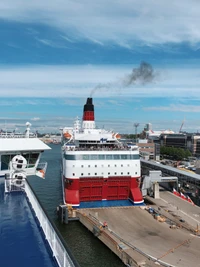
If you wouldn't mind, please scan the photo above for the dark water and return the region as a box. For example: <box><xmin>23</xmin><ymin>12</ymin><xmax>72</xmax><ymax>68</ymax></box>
<box><xmin>27</xmin><ymin>144</ymin><xmax>124</xmax><ymax>267</ymax></box>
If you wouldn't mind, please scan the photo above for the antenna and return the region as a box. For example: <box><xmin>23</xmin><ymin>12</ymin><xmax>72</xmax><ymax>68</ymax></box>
<box><xmin>134</xmin><ymin>123</ymin><xmax>139</xmax><ymax>143</ymax></box>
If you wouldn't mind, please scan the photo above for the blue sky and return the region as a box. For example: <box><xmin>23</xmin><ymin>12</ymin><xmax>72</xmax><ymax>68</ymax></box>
<box><xmin>1</xmin><ymin>0</ymin><xmax>200</xmax><ymax>133</ymax></box>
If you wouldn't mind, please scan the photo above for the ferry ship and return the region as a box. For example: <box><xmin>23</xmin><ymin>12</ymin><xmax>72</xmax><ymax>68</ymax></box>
<box><xmin>61</xmin><ymin>98</ymin><xmax>144</xmax><ymax>207</ymax></box>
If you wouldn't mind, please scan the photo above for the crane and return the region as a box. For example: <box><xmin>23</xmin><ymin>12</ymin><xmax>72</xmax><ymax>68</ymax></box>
<box><xmin>179</xmin><ymin>119</ymin><xmax>185</xmax><ymax>133</ymax></box>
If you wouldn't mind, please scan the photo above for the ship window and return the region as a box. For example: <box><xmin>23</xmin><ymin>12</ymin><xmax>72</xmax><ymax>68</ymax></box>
<box><xmin>121</xmin><ymin>155</ymin><xmax>127</xmax><ymax>159</ymax></box>
<box><xmin>115</xmin><ymin>164</ymin><xmax>117</xmax><ymax>167</ymax></box>
<box><xmin>115</xmin><ymin>172</ymin><xmax>117</xmax><ymax>175</ymax></box>
<box><xmin>135</xmin><ymin>172</ymin><xmax>137</xmax><ymax>175</ymax></box>
<box><xmin>88</xmin><ymin>173</ymin><xmax>90</xmax><ymax>175</ymax></box>
<box><xmin>127</xmin><ymin>172</ymin><xmax>130</xmax><ymax>175</ymax></box>
<box><xmin>91</xmin><ymin>155</ymin><xmax>98</xmax><ymax>160</ymax></box>
<box><xmin>65</xmin><ymin>155</ymin><xmax>76</xmax><ymax>160</ymax></box>
<box><xmin>101</xmin><ymin>164</ymin><xmax>104</xmax><ymax>167</ymax></box>
<box><xmin>81</xmin><ymin>173</ymin><xmax>83</xmax><ymax>176</ymax></box>
<box><xmin>131</xmin><ymin>155</ymin><xmax>140</xmax><ymax>159</ymax></box>
<box><xmin>113</xmin><ymin>155</ymin><xmax>120</xmax><ymax>159</ymax></box>
<box><xmin>83</xmin><ymin>155</ymin><xmax>89</xmax><ymax>160</ymax></box>
<box><xmin>73</xmin><ymin>165</ymin><xmax>75</xmax><ymax>167</ymax></box>
<box><xmin>108</xmin><ymin>172</ymin><xmax>110</xmax><ymax>175</ymax></box>
<box><xmin>73</xmin><ymin>173</ymin><xmax>75</xmax><ymax>176</ymax></box>
<box><xmin>28</xmin><ymin>153</ymin><xmax>39</xmax><ymax>167</ymax></box>
<box><xmin>127</xmin><ymin>164</ymin><xmax>130</xmax><ymax>167</ymax></box>
<box><xmin>121</xmin><ymin>172</ymin><xmax>123</xmax><ymax>175</ymax></box>
<box><xmin>121</xmin><ymin>164</ymin><xmax>123</xmax><ymax>167</ymax></box>
<box><xmin>1</xmin><ymin>154</ymin><xmax>12</xmax><ymax>170</ymax></box>
<box><xmin>81</xmin><ymin>165</ymin><xmax>84</xmax><ymax>168</ymax></box>
<box><xmin>106</xmin><ymin>155</ymin><xmax>112</xmax><ymax>160</ymax></box>
<box><xmin>99</xmin><ymin>155</ymin><xmax>105</xmax><ymax>160</ymax></box>
<box><xmin>95</xmin><ymin>173</ymin><xmax>97</xmax><ymax>175</ymax></box>
<box><xmin>88</xmin><ymin>165</ymin><xmax>90</xmax><ymax>167</ymax></box>
<box><xmin>108</xmin><ymin>164</ymin><xmax>110</xmax><ymax>167</ymax></box>
<box><xmin>95</xmin><ymin>165</ymin><xmax>97</xmax><ymax>167</ymax></box>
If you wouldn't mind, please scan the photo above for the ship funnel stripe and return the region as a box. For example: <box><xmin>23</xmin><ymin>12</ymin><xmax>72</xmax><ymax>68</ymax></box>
<box><xmin>83</xmin><ymin>98</ymin><xmax>95</xmax><ymax>121</ymax></box>
<box><xmin>83</xmin><ymin>98</ymin><xmax>94</xmax><ymax>112</ymax></box>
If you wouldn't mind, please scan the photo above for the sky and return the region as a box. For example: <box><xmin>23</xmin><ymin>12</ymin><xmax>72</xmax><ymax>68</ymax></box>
<box><xmin>1</xmin><ymin>0</ymin><xmax>200</xmax><ymax>134</ymax></box>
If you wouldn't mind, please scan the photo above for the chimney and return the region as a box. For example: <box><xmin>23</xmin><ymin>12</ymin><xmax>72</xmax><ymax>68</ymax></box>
<box><xmin>83</xmin><ymin>98</ymin><xmax>95</xmax><ymax>121</ymax></box>
<box><xmin>82</xmin><ymin>98</ymin><xmax>95</xmax><ymax>129</ymax></box>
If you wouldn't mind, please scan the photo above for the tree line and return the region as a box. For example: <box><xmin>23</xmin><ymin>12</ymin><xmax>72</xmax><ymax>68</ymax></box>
<box><xmin>160</xmin><ymin>146</ymin><xmax>192</xmax><ymax>160</ymax></box>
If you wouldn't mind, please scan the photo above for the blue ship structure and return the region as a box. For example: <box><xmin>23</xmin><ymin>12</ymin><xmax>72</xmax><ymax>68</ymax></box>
<box><xmin>0</xmin><ymin>123</ymin><xmax>78</xmax><ymax>267</ymax></box>
<box><xmin>0</xmin><ymin>180</ymin><xmax>57</xmax><ymax>267</ymax></box>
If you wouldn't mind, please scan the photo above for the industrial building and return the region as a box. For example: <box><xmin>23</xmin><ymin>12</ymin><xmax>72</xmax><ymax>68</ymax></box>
<box><xmin>159</xmin><ymin>133</ymin><xmax>200</xmax><ymax>156</ymax></box>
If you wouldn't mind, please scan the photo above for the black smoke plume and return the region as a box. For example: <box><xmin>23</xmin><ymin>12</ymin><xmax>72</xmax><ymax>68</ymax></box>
<box><xmin>90</xmin><ymin>61</ymin><xmax>157</xmax><ymax>97</ymax></box>
<box><xmin>122</xmin><ymin>61</ymin><xmax>156</xmax><ymax>86</ymax></box>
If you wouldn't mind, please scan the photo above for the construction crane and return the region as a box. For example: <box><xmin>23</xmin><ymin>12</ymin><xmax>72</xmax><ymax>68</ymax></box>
<box><xmin>179</xmin><ymin>119</ymin><xmax>185</xmax><ymax>133</ymax></box>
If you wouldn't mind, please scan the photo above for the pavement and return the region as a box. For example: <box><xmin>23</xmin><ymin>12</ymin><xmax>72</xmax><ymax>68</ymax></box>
<box><xmin>149</xmin><ymin>189</ymin><xmax>200</xmax><ymax>230</ymax></box>
<box><xmin>78</xmin><ymin>190</ymin><xmax>200</xmax><ymax>267</ymax></box>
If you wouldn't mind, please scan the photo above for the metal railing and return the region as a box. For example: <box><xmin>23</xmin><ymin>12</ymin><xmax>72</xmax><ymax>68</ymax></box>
<box><xmin>25</xmin><ymin>180</ymin><xmax>77</xmax><ymax>267</ymax></box>
<box><xmin>0</xmin><ymin>132</ymin><xmax>36</xmax><ymax>138</ymax></box>
<box><xmin>87</xmin><ymin>212</ymin><xmax>175</xmax><ymax>267</ymax></box>
<box><xmin>63</xmin><ymin>146</ymin><xmax>139</xmax><ymax>152</ymax></box>
<box><xmin>4</xmin><ymin>176</ymin><xmax>25</xmax><ymax>193</ymax></box>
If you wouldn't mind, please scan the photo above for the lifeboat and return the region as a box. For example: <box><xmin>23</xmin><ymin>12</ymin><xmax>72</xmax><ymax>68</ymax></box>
<box><xmin>63</xmin><ymin>132</ymin><xmax>71</xmax><ymax>139</ymax></box>
<box><xmin>112</xmin><ymin>133</ymin><xmax>121</xmax><ymax>139</ymax></box>
<box><xmin>115</xmin><ymin>133</ymin><xmax>121</xmax><ymax>139</ymax></box>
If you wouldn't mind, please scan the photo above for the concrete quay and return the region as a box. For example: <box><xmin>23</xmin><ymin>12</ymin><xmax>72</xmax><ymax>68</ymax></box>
<box><xmin>74</xmin><ymin>192</ymin><xmax>200</xmax><ymax>267</ymax></box>
<box><xmin>147</xmin><ymin>189</ymin><xmax>200</xmax><ymax>231</ymax></box>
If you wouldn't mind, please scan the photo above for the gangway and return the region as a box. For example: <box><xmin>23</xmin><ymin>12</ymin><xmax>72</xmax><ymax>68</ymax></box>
<box><xmin>141</xmin><ymin>170</ymin><xmax>178</xmax><ymax>199</ymax></box>
<box><xmin>141</xmin><ymin>159</ymin><xmax>200</xmax><ymax>188</ymax></box>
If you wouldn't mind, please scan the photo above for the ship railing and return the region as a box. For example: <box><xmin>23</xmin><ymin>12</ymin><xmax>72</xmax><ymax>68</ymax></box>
<box><xmin>4</xmin><ymin>174</ymin><xmax>25</xmax><ymax>193</ymax></box>
<box><xmin>24</xmin><ymin>180</ymin><xmax>77</xmax><ymax>267</ymax></box>
<box><xmin>0</xmin><ymin>133</ymin><xmax>36</xmax><ymax>138</ymax></box>
<box><xmin>64</xmin><ymin>146</ymin><xmax>139</xmax><ymax>152</ymax></box>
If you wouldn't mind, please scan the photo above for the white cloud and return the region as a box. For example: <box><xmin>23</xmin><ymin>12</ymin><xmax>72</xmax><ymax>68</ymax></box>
<box><xmin>36</xmin><ymin>38</ymin><xmax>70</xmax><ymax>48</ymax></box>
<box><xmin>0</xmin><ymin>1</ymin><xmax>200</xmax><ymax>46</ymax></box>
<box><xmin>144</xmin><ymin>104</ymin><xmax>200</xmax><ymax>113</ymax></box>
<box><xmin>0</xmin><ymin>64</ymin><xmax>199</xmax><ymax>98</ymax></box>
<box><xmin>31</xmin><ymin>117</ymin><xmax>40</xmax><ymax>121</ymax></box>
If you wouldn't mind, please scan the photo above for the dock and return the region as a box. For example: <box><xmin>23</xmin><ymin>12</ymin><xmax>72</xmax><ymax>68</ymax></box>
<box><xmin>70</xmin><ymin>190</ymin><xmax>200</xmax><ymax>267</ymax></box>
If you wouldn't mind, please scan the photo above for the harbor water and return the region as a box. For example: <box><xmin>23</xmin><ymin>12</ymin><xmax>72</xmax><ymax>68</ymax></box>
<box><xmin>27</xmin><ymin>144</ymin><xmax>124</xmax><ymax>267</ymax></box>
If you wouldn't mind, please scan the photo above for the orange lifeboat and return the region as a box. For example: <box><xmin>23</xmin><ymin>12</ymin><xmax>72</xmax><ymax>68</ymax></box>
<box><xmin>112</xmin><ymin>133</ymin><xmax>121</xmax><ymax>139</ymax></box>
<box><xmin>63</xmin><ymin>132</ymin><xmax>71</xmax><ymax>139</ymax></box>
<box><xmin>115</xmin><ymin>133</ymin><xmax>121</xmax><ymax>139</ymax></box>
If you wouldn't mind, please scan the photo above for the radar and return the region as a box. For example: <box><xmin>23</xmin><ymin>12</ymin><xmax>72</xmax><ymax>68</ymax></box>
<box><xmin>26</xmin><ymin>122</ymin><xmax>31</xmax><ymax>127</ymax></box>
<box><xmin>11</xmin><ymin>155</ymin><xmax>27</xmax><ymax>171</ymax></box>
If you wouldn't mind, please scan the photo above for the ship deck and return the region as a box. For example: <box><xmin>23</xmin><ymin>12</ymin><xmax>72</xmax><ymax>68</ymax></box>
<box><xmin>0</xmin><ymin>179</ymin><xmax>57</xmax><ymax>267</ymax></box>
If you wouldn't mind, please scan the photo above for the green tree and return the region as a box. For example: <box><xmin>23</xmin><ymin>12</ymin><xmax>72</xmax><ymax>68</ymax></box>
<box><xmin>160</xmin><ymin>146</ymin><xmax>192</xmax><ymax>160</ymax></box>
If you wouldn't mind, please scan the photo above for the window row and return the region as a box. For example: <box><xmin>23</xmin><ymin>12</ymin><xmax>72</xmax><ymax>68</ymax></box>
<box><xmin>65</xmin><ymin>154</ymin><xmax>140</xmax><ymax>160</ymax></box>
<box><xmin>72</xmin><ymin>164</ymin><xmax>137</xmax><ymax>167</ymax></box>
<box><xmin>71</xmin><ymin>172</ymin><xmax>138</xmax><ymax>176</ymax></box>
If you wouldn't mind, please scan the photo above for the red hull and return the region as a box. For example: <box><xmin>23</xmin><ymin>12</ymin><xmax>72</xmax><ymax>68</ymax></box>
<box><xmin>64</xmin><ymin>176</ymin><xmax>143</xmax><ymax>206</ymax></box>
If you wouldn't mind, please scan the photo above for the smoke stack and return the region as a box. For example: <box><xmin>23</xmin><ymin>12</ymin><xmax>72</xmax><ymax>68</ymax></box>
<box><xmin>83</xmin><ymin>97</ymin><xmax>95</xmax><ymax>121</ymax></box>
